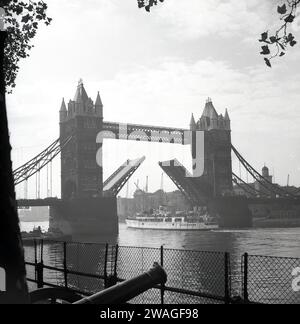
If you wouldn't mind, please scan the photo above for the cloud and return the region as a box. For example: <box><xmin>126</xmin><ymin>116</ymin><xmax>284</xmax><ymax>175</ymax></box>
<box><xmin>154</xmin><ymin>0</ymin><xmax>273</xmax><ymax>40</ymax></box>
<box><xmin>98</xmin><ymin>56</ymin><xmax>300</xmax><ymax>130</ymax></box>
<box><xmin>96</xmin><ymin>56</ymin><xmax>300</xmax><ymax>187</ymax></box>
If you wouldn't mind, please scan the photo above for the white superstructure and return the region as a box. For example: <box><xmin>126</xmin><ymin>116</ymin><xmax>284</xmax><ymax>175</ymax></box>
<box><xmin>126</xmin><ymin>206</ymin><xmax>218</xmax><ymax>231</ymax></box>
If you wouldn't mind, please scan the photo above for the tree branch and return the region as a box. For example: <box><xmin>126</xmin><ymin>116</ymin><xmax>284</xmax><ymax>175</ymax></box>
<box><xmin>259</xmin><ymin>1</ymin><xmax>300</xmax><ymax>67</ymax></box>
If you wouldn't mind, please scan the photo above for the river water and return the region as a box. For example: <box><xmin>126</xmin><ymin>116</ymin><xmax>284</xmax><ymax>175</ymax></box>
<box><xmin>21</xmin><ymin>221</ymin><xmax>300</xmax><ymax>258</ymax></box>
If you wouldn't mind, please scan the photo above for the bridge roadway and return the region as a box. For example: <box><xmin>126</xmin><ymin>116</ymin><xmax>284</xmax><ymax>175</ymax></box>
<box><xmin>17</xmin><ymin>198</ymin><xmax>61</xmax><ymax>207</ymax></box>
<box><xmin>102</xmin><ymin>121</ymin><xmax>189</xmax><ymax>144</ymax></box>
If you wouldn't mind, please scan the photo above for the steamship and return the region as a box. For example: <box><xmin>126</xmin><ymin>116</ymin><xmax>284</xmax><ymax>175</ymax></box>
<box><xmin>126</xmin><ymin>206</ymin><xmax>219</xmax><ymax>231</ymax></box>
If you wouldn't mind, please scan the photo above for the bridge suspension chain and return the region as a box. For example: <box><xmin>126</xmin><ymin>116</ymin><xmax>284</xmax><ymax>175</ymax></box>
<box><xmin>13</xmin><ymin>136</ymin><xmax>72</xmax><ymax>186</ymax></box>
<box><xmin>232</xmin><ymin>172</ymin><xmax>267</xmax><ymax>198</ymax></box>
<box><xmin>232</xmin><ymin>146</ymin><xmax>279</xmax><ymax>196</ymax></box>
<box><xmin>231</xmin><ymin>145</ymin><xmax>297</xmax><ymax>198</ymax></box>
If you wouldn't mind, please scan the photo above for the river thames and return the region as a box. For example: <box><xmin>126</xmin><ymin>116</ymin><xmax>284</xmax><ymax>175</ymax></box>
<box><xmin>21</xmin><ymin>221</ymin><xmax>300</xmax><ymax>258</ymax></box>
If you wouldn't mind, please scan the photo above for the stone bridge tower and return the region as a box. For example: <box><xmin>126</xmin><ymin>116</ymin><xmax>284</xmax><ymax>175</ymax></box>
<box><xmin>59</xmin><ymin>80</ymin><xmax>103</xmax><ymax>200</ymax></box>
<box><xmin>190</xmin><ymin>98</ymin><xmax>233</xmax><ymax>197</ymax></box>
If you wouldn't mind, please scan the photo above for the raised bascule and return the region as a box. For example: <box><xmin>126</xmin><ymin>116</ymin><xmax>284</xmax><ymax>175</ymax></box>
<box><xmin>14</xmin><ymin>80</ymin><xmax>300</xmax><ymax>237</ymax></box>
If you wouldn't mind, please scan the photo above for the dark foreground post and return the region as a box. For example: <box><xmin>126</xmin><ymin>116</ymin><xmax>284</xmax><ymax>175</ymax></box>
<box><xmin>63</xmin><ymin>242</ymin><xmax>68</xmax><ymax>289</ymax></box>
<box><xmin>243</xmin><ymin>253</ymin><xmax>249</xmax><ymax>302</ymax></box>
<box><xmin>160</xmin><ymin>245</ymin><xmax>165</xmax><ymax>304</ymax></box>
<box><xmin>0</xmin><ymin>30</ymin><xmax>29</xmax><ymax>303</ymax></box>
<box><xmin>36</xmin><ymin>262</ymin><xmax>44</xmax><ymax>289</ymax></box>
<box><xmin>74</xmin><ymin>262</ymin><xmax>167</xmax><ymax>304</ymax></box>
<box><xmin>224</xmin><ymin>252</ymin><xmax>230</xmax><ymax>304</ymax></box>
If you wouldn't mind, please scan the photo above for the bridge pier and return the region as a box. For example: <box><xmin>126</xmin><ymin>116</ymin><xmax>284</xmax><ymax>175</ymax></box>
<box><xmin>49</xmin><ymin>197</ymin><xmax>118</xmax><ymax>240</ymax></box>
<box><xmin>208</xmin><ymin>197</ymin><xmax>253</xmax><ymax>228</ymax></box>
<box><xmin>248</xmin><ymin>199</ymin><xmax>300</xmax><ymax>228</ymax></box>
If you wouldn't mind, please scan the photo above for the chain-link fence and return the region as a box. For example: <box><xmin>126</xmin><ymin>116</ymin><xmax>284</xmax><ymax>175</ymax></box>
<box><xmin>242</xmin><ymin>253</ymin><xmax>300</xmax><ymax>304</ymax></box>
<box><xmin>162</xmin><ymin>248</ymin><xmax>229</xmax><ymax>304</ymax></box>
<box><xmin>65</xmin><ymin>241</ymin><xmax>107</xmax><ymax>294</ymax></box>
<box><xmin>24</xmin><ymin>240</ymin><xmax>300</xmax><ymax>304</ymax></box>
<box><xmin>116</xmin><ymin>246</ymin><xmax>161</xmax><ymax>304</ymax></box>
<box><xmin>25</xmin><ymin>240</ymin><xmax>110</xmax><ymax>295</ymax></box>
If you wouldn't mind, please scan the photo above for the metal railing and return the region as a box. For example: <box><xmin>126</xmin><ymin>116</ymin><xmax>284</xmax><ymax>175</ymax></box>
<box><xmin>241</xmin><ymin>253</ymin><xmax>300</xmax><ymax>304</ymax></box>
<box><xmin>23</xmin><ymin>240</ymin><xmax>300</xmax><ymax>304</ymax></box>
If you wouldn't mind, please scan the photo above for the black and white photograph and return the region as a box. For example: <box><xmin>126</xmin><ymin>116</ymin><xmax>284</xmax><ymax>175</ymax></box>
<box><xmin>0</xmin><ymin>0</ymin><xmax>300</xmax><ymax>308</ymax></box>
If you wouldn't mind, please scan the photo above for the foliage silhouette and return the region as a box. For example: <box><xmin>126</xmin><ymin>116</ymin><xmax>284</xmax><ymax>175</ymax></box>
<box><xmin>259</xmin><ymin>1</ymin><xmax>300</xmax><ymax>67</ymax></box>
<box><xmin>0</xmin><ymin>0</ymin><xmax>51</xmax><ymax>92</ymax></box>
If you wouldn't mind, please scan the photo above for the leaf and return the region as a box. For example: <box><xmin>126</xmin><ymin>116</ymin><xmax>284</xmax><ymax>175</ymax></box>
<box><xmin>269</xmin><ymin>36</ymin><xmax>277</xmax><ymax>43</ymax></box>
<box><xmin>287</xmin><ymin>33</ymin><xmax>295</xmax><ymax>42</ymax></box>
<box><xmin>277</xmin><ymin>4</ymin><xmax>287</xmax><ymax>15</ymax></box>
<box><xmin>290</xmin><ymin>40</ymin><xmax>297</xmax><ymax>47</ymax></box>
<box><xmin>284</xmin><ymin>14</ymin><xmax>295</xmax><ymax>23</ymax></box>
<box><xmin>21</xmin><ymin>14</ymin><xmax>30</xmax><ymax>23</ymax></box>
<box><xmin>15</xmin><ymin>6</ymin><xmax>23</xmax><ymax>15</ymax></box>
<box><xmin>264</xmin><ymin>58</ymin><xmax>272</xmax><ymax>68</ymax></box>
<box><xmin>260</xmin><ymin>45</ymin><xmax>270</xmax><ymax>55</ymax></box>
<box><xmin>259</xmin><ymin>32</ymin><xmax>268</xmax><ymax>42</ymax></box>
<box><xmin>279</xmin><ymin>52</ymin><xmax>285</xmax><ymax>57</ymax></box>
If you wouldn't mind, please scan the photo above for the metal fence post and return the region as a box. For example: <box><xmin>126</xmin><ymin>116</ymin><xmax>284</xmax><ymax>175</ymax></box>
<box><xmin>40</xmin><ymin>239</ymin><xmax>44</xmax><ymax>264</ymax></box>
<box><xmin>36</xmin><ymin>239</ymin><xmax>44</xmax><ymax>288</ymax></box>
<box><xmin>104</xmin><ymin>243</ymin><xmax>108</xmax><ymax>288</ymax></box>
<box><xmin>114</xmin><ymin>244</ymin><xmax>119</xmax><ymax>280</ymax></box>
<box><xmin>112</xmin><ymin>244</ymin><xmax>119</xmax><ymax>287</ymax></box>
<box><xmin>63</xmin><ymin>242</ymin><xmax>68</xmax><ymax>289</ymax></box>
<box><xmin>160</xmin><ymin>245</ymin><xmax>165</xmax><ymax>305</ymax></box>
<box><xmin>105</xmin><ymin>244</ymin><xmax>118</xmax><ymax>288</ymax></box>
<box><xmin>224</xmin><ymin>252</ymin><xmax>230</xmax><ymax>304</ymax></box>
<box><xmin>243</xmin><ymin>253</ymin><xmax>249</xmax><ymax>302</ymax></box>
<box><xmin>34</xmin><ymin>239</ymin><xmax>37</xmax><ymax>282</ymax></box>
<box><xmin>36</xmin><ymin>263</ymin><xmax>44</xmax><ymax>289</ymax></box>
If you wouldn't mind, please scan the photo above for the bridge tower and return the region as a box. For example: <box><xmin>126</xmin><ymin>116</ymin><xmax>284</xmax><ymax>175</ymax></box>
<box><xmin>54</xmin><ymin>80</ymin><xmax>118</xmax><ymax>237</ymax></box>
<box><xmin>192</xmin><ymin>98</ymin><xmax>233</xmax><ymax>197</ymax></box>
<box><xmin>59</xmin><ymin>80</ymin><xmax>103</xmax><ymax>200</ymax></box>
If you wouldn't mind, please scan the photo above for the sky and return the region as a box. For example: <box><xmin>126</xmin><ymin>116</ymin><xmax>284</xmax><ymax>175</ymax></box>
<box><xmin>7</xmin><ymin>0</ymin><xmax>300</xmax><ymax>198</ymax></box>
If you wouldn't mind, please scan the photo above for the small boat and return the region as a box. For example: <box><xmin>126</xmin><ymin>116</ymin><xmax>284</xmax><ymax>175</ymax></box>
<box><xmin>22</xmin><ymin>227</ymin><xmax>72</xmax><ymax>242</ymax></box>
<box><xmin>21</xmin><ymin>226</ymin><xmax>43</xmax><ymax>241</ymax></box>
<box><xmin>126</xmin><ymin>206</ymin><xmax>219</xmax><ymax>231</ymax></box>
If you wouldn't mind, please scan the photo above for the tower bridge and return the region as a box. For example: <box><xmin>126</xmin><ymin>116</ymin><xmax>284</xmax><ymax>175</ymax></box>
<box><xmin>14</xmin><ymin>80</ymin><xmax>300</xmax><ymax>236</ymax></box>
